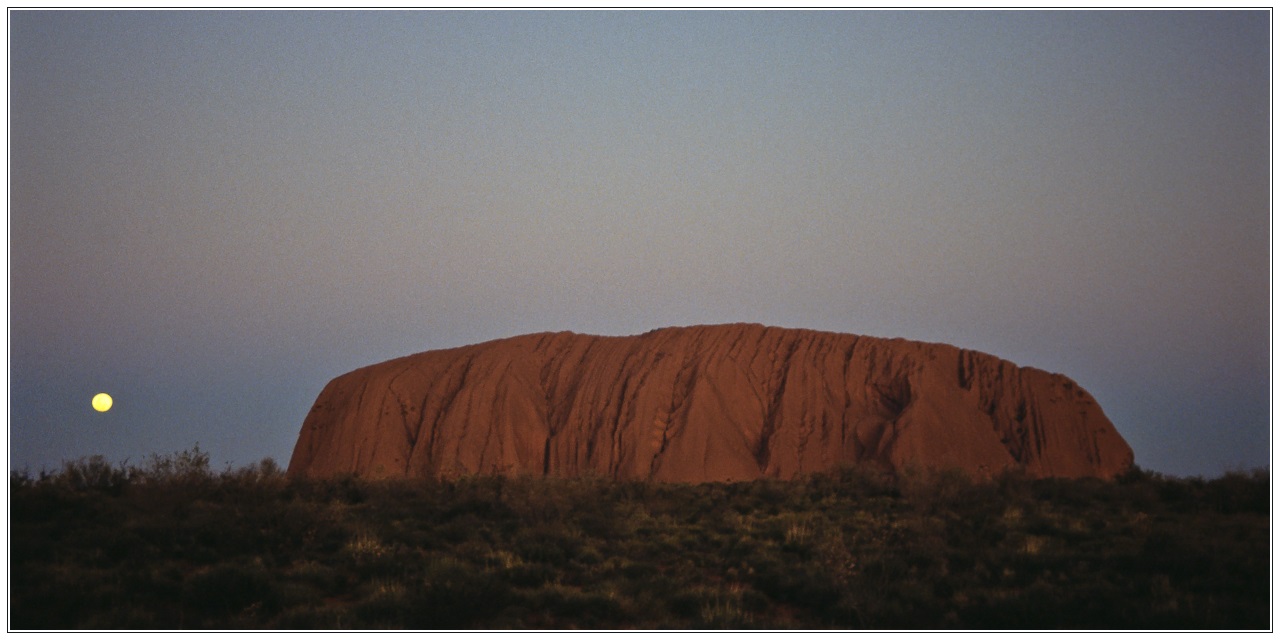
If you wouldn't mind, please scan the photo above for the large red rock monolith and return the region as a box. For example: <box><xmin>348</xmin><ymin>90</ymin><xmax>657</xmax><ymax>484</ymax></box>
<box><xmin>287</xmin><ymin>324</ymin><xmax>1133</xmax><ymax>481</ymax></box>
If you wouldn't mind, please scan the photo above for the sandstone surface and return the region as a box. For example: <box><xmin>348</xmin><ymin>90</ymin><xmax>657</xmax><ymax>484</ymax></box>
<box><xmin>287</xmin><ymin>324</ymin><xmax>1133</xmax><ymax>481</ymax></box>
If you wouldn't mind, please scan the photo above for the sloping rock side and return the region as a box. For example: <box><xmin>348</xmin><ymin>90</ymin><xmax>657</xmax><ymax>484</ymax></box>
<box><xmin>287</xmin><ymin>324</ymin><xmax>1134</xmax><ymax>481</ymax></box>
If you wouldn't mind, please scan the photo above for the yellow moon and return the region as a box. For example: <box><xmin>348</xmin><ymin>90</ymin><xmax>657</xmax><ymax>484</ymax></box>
<box><xmin>92</xmin><ymin>393</ymin><xmax>113</xmax><ymax>412</ymax></box>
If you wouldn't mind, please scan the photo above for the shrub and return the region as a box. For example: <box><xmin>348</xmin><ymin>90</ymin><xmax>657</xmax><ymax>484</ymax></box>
<box><xmin>182</xmin><ymin>559</ymin><xmax>280</xmax><ymax>623</ymax></box>
<box><xmin>133</xmin><ymin>446</ymin><xmax>213</xmax><ymax>486</ymax></box>
<box><xmin>409</xmin><ymin>557</ymin><xmax>514</xmax><ymax>629</ymax></box>
<box><xmin>57</xmin><ymin>455</ymin><xmax>130</xmax><ymax>494</ymax></box>
<box><xmin>1204</xmin><ymin>469</ymin><xmax>1269</xmax><ymax>515</ymax></box>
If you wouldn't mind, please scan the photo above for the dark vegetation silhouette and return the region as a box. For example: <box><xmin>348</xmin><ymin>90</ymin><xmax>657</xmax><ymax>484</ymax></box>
<box><xmin>9</xmin><ymin>447</ymin><xmax>1269</xmax><ymax>630</ymax></box>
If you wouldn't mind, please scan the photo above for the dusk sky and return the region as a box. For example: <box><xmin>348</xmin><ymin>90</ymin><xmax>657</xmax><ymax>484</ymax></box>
<box><xmin>9</xmin><ymin>10</ymin><xmax>1270</xmax><ymax>478</ymax></box>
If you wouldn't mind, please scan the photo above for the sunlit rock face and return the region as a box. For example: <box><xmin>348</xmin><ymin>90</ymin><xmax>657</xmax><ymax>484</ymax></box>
<box><xmin>287</xmin><ymin>324</ymin><xmax>1134</xmax><ymax>482</ymax></box>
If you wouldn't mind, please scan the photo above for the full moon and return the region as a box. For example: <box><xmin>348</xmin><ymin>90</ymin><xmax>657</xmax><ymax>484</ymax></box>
<box><xmin>91</xmin><ymin>393</ymin><xmax>113</xmax><ymax>412</ymax></box>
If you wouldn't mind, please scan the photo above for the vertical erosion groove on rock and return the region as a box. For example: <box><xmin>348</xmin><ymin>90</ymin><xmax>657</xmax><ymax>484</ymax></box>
<box><xmin>288</xmin><ymin>324</ymin><xmax>1134</xmax><ymax>481</ymax></box>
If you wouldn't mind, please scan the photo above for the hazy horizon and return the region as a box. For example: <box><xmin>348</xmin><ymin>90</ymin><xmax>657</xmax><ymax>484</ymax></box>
<box><xmin>9</xmin><ymin>10</ymin><xmax>1271</xmax><ymax>478</ymax></box>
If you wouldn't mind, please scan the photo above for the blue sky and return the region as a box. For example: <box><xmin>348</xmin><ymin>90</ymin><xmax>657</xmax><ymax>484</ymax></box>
<box><xmin>9</xmin><ymin>10</ymin><xmax>1270</xmax><ymax>477</ymax></box>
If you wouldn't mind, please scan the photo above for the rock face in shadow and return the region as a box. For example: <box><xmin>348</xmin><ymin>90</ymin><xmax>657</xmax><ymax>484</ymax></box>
<box><xmin>287</xmin><ymin>324</ymin><xmax>1134</xmax><ymax>481</ymax></box>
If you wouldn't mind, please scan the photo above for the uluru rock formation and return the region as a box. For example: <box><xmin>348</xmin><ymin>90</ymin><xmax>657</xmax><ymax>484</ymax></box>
<box><xmin>287</xmin><ymin>324</ymin><xmax>1133</xmax><ymax>482</ymax></box>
